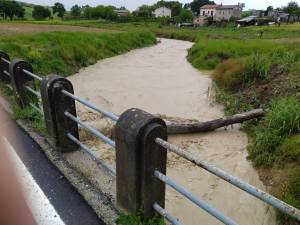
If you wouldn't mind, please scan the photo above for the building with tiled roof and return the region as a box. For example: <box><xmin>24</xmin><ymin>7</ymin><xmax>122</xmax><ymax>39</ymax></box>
<box><xmin>199</xmin><ymin>3</ymin><xmax>244</xmax><ymax>22</ymax></box>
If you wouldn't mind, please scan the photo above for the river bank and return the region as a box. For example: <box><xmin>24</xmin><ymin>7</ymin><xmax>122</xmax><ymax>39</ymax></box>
<box><xmin>69</xmin><ymin>38</ymin><xmax>276</xmax><ymax>225</ymax></box>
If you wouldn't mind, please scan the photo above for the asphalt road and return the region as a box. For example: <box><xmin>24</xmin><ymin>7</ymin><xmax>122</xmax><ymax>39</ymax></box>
<box><xmin>0</xmin><ymin>107</ymin><xmax>106</xmax><ymax>225</ymax></box>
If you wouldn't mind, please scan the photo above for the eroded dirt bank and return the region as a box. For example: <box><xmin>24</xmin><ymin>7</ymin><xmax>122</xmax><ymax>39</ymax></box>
<box><xmin>69</xmin><ymin>39</ymin><xmax>276</xmax><ymax>225</ymax></box>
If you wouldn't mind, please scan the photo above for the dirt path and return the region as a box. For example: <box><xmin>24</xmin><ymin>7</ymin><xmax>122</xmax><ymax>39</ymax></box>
<box><xmin>69</xmin><ymin>39</ymin><xmax>277</xmax><ymax>225</ymax></box>
<box><xmin>0</xmin><ymin>23</ymin><xmax>115</xmax><ymax>35</ymax></box>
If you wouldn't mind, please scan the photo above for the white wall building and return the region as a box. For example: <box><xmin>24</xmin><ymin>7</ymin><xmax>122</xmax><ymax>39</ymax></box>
<box><xmin>153</xmin><ymin>7</ymin><xmax>172</xmax><ymax>18</ymax></box>
<box><xmin>199</xmin><ymin>3</ymin><xmax>244</xmax><ymax>21</ymax></box>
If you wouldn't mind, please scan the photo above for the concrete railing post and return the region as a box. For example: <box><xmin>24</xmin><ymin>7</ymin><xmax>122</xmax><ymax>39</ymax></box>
<box><xmin>9</xmin><ymin>59</ymin><xmax>34</xmax><ymax>107</ymax></box>
<box><xmin>40</xmin><ymin>75</ymin><xmax>79</xmax><ymax>152</ymax></box>
<box><xmin>115</xmin><ymin>108</ymin><xmax>167</xmax><ymax>219</ymax></box>
<box><xmin>0</xmin><ymin>51</ymin><xmax>10</xmax><ymax>82</ymax></box>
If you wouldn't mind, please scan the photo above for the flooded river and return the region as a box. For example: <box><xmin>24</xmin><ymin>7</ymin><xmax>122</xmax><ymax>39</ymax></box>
<box><xmin>69</xmin><ymin>39</ymin><xmax>276</xmax><ymax>225</ymax></box>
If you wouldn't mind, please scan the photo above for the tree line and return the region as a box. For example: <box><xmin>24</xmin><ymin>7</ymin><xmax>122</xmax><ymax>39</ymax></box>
<box><xmin>1</xmin><ymin>0</ymin><xmax>300</xmax><ymax>21</ymax></box>
<box><xmin>0</xmin><ymin>0</ymin><xmax>24</xmax><ymax>20</ymax></box>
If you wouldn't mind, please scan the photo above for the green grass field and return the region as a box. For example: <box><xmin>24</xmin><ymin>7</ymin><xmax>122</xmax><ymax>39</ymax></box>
<box><xmin>0</xmin><ymin>30</ymin><xmax>156</xmax><ymax>76</ymax></box>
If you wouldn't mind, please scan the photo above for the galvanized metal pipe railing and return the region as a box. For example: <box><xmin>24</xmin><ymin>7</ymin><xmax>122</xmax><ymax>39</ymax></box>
<box><xmin>1</xmin><ymin>57</ymin><xmax>10</xmax><ymax>65</ymax></box>
<box><xmin>154</xmin><ymin>170</ymin><xmax>239</xmax><ymax>225</ymax></box>
<box><xmin>22</xmin><ymin>69</ymin><xmax>43</xmax><ymax>82</ymax></box>
<box><xmin>61</xmin><ymin>90</ymin><xmax>119</xmax><ymax>122</ymax></box>
<box><xmin>29</xmin><ymin>102</ymin><xmax>43</xmax><ymax>115</ymax></box>
<box><xmin>153</xmin><ymin>203</ymin><xmax>183</xmax><ymax>225</ymax></box>
<box><xmin>155</xmin><ymin>138</ymin><xmax>300</xmax><ymax>221</ymax></box>
<box><xmin>25</xmin><ymin>85</ymin><xmax>41</xmax><ymax>98</ymax></box>
<box><xmin>64</xmin><ymin>111</ymin><xmax>116</xmax><ymax>148</ymax></box>
<box><xmin>3</xmin><ymin>70</ymin><xmax>10</xmax><ymax>77</ymax></box>
<box><xmin>67</xmin><ymin>133</ymin><xmax>116</xmax><ymax>176</ymax></box>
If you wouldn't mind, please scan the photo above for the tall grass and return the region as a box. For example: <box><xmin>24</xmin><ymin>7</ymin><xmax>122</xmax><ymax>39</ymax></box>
<box><xmin>248</xmin><ymin>97</ymin><xmax>300</xmax><ymax>166</ymax></box>
<box><xmin>213</xmin><ymin>52</ymin><xmax>272</xmax><ymax>90</ymax></box>
<box><xmin>0</xmin><ymin>31</ymin><xmax>156</xmax><ymax>77</ymax></box>
<box><xmin>188</xmin><ymin>39</ymin><xmax>296</xmax><ymax>70</ymax></box>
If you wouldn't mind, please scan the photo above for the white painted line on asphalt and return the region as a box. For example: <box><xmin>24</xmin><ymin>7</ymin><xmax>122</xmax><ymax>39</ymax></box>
<box><xmin>2</xmin><ymin>136</ymin><xmax>66</xmax><ymax>225</ymax></box>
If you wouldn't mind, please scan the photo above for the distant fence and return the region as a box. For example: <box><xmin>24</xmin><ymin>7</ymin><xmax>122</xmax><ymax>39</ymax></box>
<box><xmin>1</xmin><ymin>51</ymin><xmax>300</xmax><ymax>225</ymax></box>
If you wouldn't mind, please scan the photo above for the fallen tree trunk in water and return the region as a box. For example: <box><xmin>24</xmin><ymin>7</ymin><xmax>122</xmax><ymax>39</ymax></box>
<box><xmin>167</xmin><ymin>109</ymin><xmax>265</xmax><ymax>134</ymax></box>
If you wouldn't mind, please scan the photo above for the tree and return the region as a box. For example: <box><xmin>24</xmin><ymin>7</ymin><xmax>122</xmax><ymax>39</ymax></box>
<box><xmin>179</xmin><ymin>8</ymin><xmax>193</xmax><ymax>22</ymax></box>
<box><xmin>0</xmin><ymin>0</ymin><xmax>24</xmax><ymax>20</ymax></box>
<box><xmin>83</xmin><ymin>5</ymin><xmax>117</xmax><ymax>20</ymax></box>
<box><xmin>283</xmin><ymin>1</ymin><xmax>300</xmax><ymax>15</ymax></box>
<box><xmin>153</xmin><ymin>1</ymin><xmax>183</xmax><ymax>17</ymax></box>
<box><xmin>32</xmin><ymin>5</ymin><xmax>51</xmax><ymax>20</ymax></box>
<box><xmin>267</xmin><ymin>6</ymin><xmax>274</xmax><ymax>12</ymax></box>
<box><xmin>103</xmin><ymin>6</ymin><xmax>117</xmax><ymax>20</ymax></box>
<box><xmin>171</xmin><ymin>3</ymin><xmax>182</xmax><ymax>17</ymax></box>
<box><xmin>134</xmin><ymin>5</ymin><xmax>153</xmax><ymax>18</ymax></box>
<box><xmin>70</xmin><ymin>4</ymin><xmax>81</xmax><ymax>17</ymax></box>
<box><xmin>52</xmin><ymin>2</ymin><xmax>65</xmax><ymax>18</ymax></box>
<box><xmin>185</xmin><ymin>0</ymin><xmax>215</xmax><ymax>15</ymax></box>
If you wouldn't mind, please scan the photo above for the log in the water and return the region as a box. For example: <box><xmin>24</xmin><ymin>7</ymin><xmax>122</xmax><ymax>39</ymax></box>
<box><xmin>167</xmin><ymin>109</ymin><xmax>265</xmax><ymax>134</ymax></box>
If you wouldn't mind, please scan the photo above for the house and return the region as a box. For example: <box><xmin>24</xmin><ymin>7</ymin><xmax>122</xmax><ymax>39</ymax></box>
<box><xmin>114</xmin><ymin>9</ymin><xmax>130</xmax><ymax>17</ymax></box>
<box><xmin>153</xmin><ymin>7</ymin><xmax>171</xmax><ymax>18</ymax></box>
<box><xmin>198</xmin><ymin>3</ymin><xmax>244</xmax><ymax>22</ymax></box>
<box><xmin>200</xmin><ymin>4</ymin><xmax>218</xmax><ymax>17</ymax></box>
<box><xmin>215</xmin><ymin>4</ymin><xmax>244</xmax><ymax>21</ymax></box>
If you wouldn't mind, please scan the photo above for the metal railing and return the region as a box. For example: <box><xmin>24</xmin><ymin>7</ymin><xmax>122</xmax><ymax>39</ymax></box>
<box><xmin>64</xmin><ymin>111</ymin><xmax>116</xmax><ymax>148</ymax></box>
<box><xmin>153</xmin><ymin>203</ymin><xmax>183</xmax><ymax>225</ymax></box>
<box><xmin>61</xmin><ymin>90</ymin><xmax>119</xmax><ymax>122</ymax></box>
<box><xmin>154</xmin><ymin>137</ymin><xmax>300</xmax><ymax>224</ymax></box>
<box><xmin>1</xmin><ymin>57</ymin><xmax>10</xmax><ymax>77</ymax></box>
<box><xmin>0</xmin><ymin>53</ymin><xmax>118</xmax><ymax>176</ymax></box>
<box><xmin>0</xmin><ymin>57</ymin><xmax>43</xmax><ymax>115</ymax></box>
<box><xmin>67</xmin><ymin>133</ymin><xmax>116</xmax><ymax>176</ymax></box>
<box><xmin>2</xmin><ymin>51</ymin><xmax>300</xmax><ymax>225</ymax></box>
<box><xmin>61</xmin><ymin>89</ymin><xmax>119</xmax><ymax>176</ymax></box>
<box><xmin>23</xmin><ymin>69</ymin><xmax>43</xmax><ymax>81</ymax></box>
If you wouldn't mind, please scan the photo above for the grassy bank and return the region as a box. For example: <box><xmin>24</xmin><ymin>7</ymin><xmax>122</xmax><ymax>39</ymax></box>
<box><xmin>0</xmin><ymin>30</ymin><xmax>156</xmax><ymax>77</ymax></box>
<box><xmin>185</xmin><ymin>25</ymin><xmax>300</xmax><ymax>224</ymax></box>
<box><xmin>20</xmin><ymin>19</ymin><xmax>300</xmax><ymax>42</ymax></box>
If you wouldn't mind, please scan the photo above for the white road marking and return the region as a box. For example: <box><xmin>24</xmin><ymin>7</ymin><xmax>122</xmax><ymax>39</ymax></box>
<box><xmin>2</xmin><ymin>136</ymin><xmax>66</xmax><ymax>225</ymax></box>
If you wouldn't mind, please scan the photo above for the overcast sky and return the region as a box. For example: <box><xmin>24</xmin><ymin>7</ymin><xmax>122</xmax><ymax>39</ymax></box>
<box><xmin>20</xmin><ymin>0</ymin><xmax>298</xmax><ymax>10</ymax></box>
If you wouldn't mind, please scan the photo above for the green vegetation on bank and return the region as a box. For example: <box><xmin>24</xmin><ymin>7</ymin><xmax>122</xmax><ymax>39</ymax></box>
<box><xmin>116</xmin><ymin>210</ymin><xmax>165</xmax><ymax>225</ymax></box>
<box><xmin>21</xmin><ymin>19</ymin><xmax>300</xmax><ymax>42</ymax></box>
<box><xmin>177</xmin><ymin>22</ymin><xmax>300</xmax><ymax>224</ymax></box>
<box><xmin>0</xmin><ymin>31</ymin><xmax>156</xmax><ymax>76</ymax></box>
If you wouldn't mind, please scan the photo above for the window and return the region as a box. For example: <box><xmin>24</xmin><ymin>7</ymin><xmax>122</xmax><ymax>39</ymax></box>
<box><xmin>203</xmin><ymin>11</ymin><xmax>205</xmax><ymax>16</ymax></box>
<box><xmin>211</xmin><ymin>11</ymin><xmax>213</xmax><ymax>16</ymax></box>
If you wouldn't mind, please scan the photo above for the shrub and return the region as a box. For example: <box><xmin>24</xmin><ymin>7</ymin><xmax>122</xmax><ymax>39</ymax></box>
<box><xmin>248</xmin><ymin>97</ymin><xmax>300</xmax><ymax>166</ymax></box>
<box><xmin>213</xmin><ymin>58</ymin><xmax>246</xmax><ymax>90</ymax></box>
<box><xmin>213</xmin><ymin>53</ymin><xmax>271</xmax><ymax>91</ymax></box>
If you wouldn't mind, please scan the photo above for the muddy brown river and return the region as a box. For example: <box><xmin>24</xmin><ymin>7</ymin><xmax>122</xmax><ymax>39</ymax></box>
<box><xmin>69</xmin><ymin>39</ymin><xmax>277</xmax><ymax>225</ymax></box>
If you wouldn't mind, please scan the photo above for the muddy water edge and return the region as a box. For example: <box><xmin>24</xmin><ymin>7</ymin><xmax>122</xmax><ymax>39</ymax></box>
<box><xmin>68</xmin><ymin>39</ymin><xmax>277</xmax><ymax>225</ymax></box>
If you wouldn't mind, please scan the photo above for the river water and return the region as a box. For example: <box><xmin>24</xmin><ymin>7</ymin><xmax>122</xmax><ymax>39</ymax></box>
<box><xmin>69</xmin><ymin>39</ymin><xmax>276</xmax><ymax>225</ymax></box>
